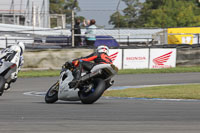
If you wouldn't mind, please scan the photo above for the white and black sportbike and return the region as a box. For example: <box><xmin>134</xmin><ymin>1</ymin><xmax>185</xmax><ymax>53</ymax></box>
<box><xmin>0</xmin><ymin>42</ymin><xmax>25</xmax><ymax>96</ymax></box>
<box><xmin>0</xmin><ymin>61</ymin><xmax>17</xmax><ymax>96</ymax></box>
<box><xmin>45</xmin><ymin>62</ymin><xmax>118</xmax><ymax>104</ymax></box>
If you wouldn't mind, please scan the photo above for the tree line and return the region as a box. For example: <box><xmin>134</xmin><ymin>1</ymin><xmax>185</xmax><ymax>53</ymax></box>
<box><xmin>50</xmin><ymin>0</ymin><xmax>200</xmax><ymax>28</ymax></box>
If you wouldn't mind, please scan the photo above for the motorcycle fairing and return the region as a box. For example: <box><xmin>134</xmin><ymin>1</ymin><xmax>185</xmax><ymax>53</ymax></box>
<box><xmin>58</xmin><ymin>69</ymin><xmax>80</xmax><ymax>101</ymax></box>
<box><xmin>0</xmin><ymin>61</ymin><xmax>17</xmax><ymax>80</ymax></box>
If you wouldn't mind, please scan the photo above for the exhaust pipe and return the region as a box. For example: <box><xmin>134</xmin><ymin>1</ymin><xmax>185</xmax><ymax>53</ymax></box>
<box><xmin>79</xmin><ymin>70</ymin><xmax>102</xmax><ymax>82</ymax></box>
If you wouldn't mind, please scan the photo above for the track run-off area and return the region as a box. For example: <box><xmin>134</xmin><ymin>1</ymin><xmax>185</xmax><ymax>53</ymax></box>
<box><xmin>0</xmin><ymin>72</ymin><xmax>200</xmax><ymax>133</ymax></box>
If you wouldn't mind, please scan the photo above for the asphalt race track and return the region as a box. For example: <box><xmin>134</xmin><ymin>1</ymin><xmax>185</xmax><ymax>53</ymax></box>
<box><xmin>0</xmin><ymin>72</ymin><xmax>200</xmax><ymax>133</ymax></box>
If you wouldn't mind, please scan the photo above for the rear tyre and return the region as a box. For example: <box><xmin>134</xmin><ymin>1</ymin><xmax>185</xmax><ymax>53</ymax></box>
<box><xmin>79</xmin><ymin>78</ymin><xmax>106</xmax><ymax>104</ymax></box>
<box><xmin>0</xmin><ymin>76</ymin><xmax>6</xmax><ymax>96</ymax></box>
<box><xmin>45</xmin><ymin>82</ymin><xmax>59</xmax><ymax>103</ymax></box>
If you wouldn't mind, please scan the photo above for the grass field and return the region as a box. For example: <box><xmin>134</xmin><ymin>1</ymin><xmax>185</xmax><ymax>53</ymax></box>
<box><xmin>117</xmin><ymin>66</ymin><xmax>200</xmax><ymax>74</ymax></box>
<box><xmin>103</xmin><ymin>84</ymin><xmax>200</xmax><ymax>100</ymax></box>
<box><xmin>19</xmin><ymin>70</ymin><xmax>60</xmax><ymax>77</ymax></box>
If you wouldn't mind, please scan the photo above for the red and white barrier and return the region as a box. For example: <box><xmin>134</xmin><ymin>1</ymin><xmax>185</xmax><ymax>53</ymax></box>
<box><xmin>109</xmin><ymin>48</ymin><xmax>177</xmax><ymax>69</ymax></box>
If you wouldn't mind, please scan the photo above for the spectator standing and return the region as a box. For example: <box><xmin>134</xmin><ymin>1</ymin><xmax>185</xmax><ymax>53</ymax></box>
<box><xmin>84</xmin><ymin>19</ymin><xmax>97</xmax><ymax>47</ymax></box>
<box><xmin>74</xmin><ymin>19</ymin><xmax>82</xmax><ymax>46</ymax></box>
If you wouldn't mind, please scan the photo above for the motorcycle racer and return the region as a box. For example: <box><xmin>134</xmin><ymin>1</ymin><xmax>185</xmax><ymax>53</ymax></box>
<box><xmin>68</xmin><ymin>45</ymin><xmax>112</xmax><ymax>88</ymax></box>
<box><xmin>45</xmin><ymin>45</ymin><xmax>118</xmax><ymax>104</ymax></box>
<box><xmin>0</xmin><ymin>42</ymin><xmax>25</xmax><ymax>89</ymax></box>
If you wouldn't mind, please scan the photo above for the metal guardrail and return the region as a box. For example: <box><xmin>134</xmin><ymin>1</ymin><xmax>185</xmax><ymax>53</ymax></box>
<box><xmin>0</xmin><ymin>34</ymin><xmax>200</xmax><ymax>48</ymax></box>
<box><xmin>0</xmin><ymin>35</ymin><xmax>155</xmax><ymax>49</ymax></box>
<box><xmin>1</xmin><ymin>33</ymin><xmax>200</xmax><ymax>49</ymax></box>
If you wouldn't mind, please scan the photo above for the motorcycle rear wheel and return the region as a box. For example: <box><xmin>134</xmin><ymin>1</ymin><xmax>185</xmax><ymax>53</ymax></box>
<box><xmin>45</xmin><ymin>82</ymin><xmax>59</xmax><ymax>103</ymax></box>
<box><xmin>79</xmin><ymin>78</ymin><xmax>106</xmax><ymax>104</ymax></box>
<box><xmin>0</xmin><ymin>76</ymin><xmax>6</xmax><ymax>96</ymax></box>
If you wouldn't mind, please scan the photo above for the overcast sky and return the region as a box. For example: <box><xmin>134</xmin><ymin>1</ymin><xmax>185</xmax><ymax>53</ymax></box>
<box><xmin>77</xmin><ymin>0</ymin><xmax>126</xmax><ymax>28</ymax></box>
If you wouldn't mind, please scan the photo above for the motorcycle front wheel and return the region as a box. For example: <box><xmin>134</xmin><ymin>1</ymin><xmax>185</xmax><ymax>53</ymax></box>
<box><xmin>79</xmin><ymin>78</ymin><xmax>106</xmax><ymax>104</ymax></box>
<box><xmin>0</xmin><ymin>76</ymin><xmax>6</xmax><ymax>96</ymax></box>
<box><xmin>45</xmin><ymin>82</ymin><xmax>59</xmax><ymax>103</ymax></box>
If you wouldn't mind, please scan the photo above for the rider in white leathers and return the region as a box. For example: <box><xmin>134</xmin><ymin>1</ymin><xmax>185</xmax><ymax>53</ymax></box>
<box><xmin>0</xmin><ymin>42</ymin><xmax>25</xmax><ymax>89</ymax></box>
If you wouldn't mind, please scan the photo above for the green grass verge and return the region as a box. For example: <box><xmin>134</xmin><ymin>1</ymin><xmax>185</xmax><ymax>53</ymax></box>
<box><xmin>118</xmin><ymin>66</ymin><xmax>200</xmax><ymax>74</ymax></box>
<box><xmin>18</xmin><ymin>70</ymin><xmax>60</xmax><ymax>77</ymax></box>
<box><xmin>18</xmin><ymin>66</ymin><xmax>200</xmax><ymax>78</ymax></box>
<box><xmin>103</xmin><ymin>84</ymin><xmax>200</xmax><ymax>99</ymax></box>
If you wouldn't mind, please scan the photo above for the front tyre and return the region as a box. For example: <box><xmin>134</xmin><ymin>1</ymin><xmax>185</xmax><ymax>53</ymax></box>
<box><xmin>79</xmin><ymin>78</ymin><xmax>106</xmax><ymax>104</ymax></box>
<box><xmin>0</xmin><ymin>76</ymin><xmax>6</xmax><ymax>96</ymax></box>
<box><xmin>45</xmin><ymin>82</ymin><xmax>59</xmax><ymax>103</ymax></box>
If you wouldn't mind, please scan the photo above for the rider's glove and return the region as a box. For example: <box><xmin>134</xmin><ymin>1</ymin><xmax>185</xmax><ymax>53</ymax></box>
<box><xmin>63</xmin><ymin>61</ymin><xmax>71</xmax><ymax>68</ymax></box>
<box><xmin>72</xmin><ymin>60</ymin><xmax>79</xmax><ymax>67</ymax></box>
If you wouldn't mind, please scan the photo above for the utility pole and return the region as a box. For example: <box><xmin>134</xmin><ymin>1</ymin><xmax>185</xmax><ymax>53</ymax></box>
<box><xmin>71</xmin><ymin>0</ymin><xmax>77</xmax><ymax>47</ymax></box>
<box><xmin>116</xmin><ymin>0</ymin><xmax>121</xmax><ymax>44</ymax></box>
<box><xmin>117</xmin><ymin>0</ymin><xmax>121</xmax><ymax>29</ymax></box>
<box><xmin>72</xmin><ymin>10</ymin><xmax>75</xmax><ymax>47</ymax></box>
<box><xmin>25</xmin><ymin>0</ymin><xmax>30</xmax><ymax>26</ymax></box>
<box><xmin>41</xmin><ymin>0</ymin><xmax>45</xmax><ymax>27</ymax></box>
<box><xmin>10</xmin><ymin>0</ymin><xmax>16</xmax><ymax>24</ymax></box>
<box><xmin>32</xmin><ymin>2</ymin><xmax>36</xmax><ymax>34</ymax></box>
<box><xmin>20</xmin><ymin>0</ymin><xmax>23</xmax><ymax>14</ymax></box>
<box><xmin>10</xmin><ymin>0</ymin><xmax>14</xmax><ymax>13</ymax></box>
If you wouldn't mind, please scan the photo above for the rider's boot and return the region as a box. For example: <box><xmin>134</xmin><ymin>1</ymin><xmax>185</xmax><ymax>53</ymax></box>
<box><xmin>69</xmin><ymin>79</ymin><xmax>80</xmax><ymax>88</ymax></box>
<box><xmin>68</xmin><ymin>69</ymin><xmax>81</xmax><ymax>88</ymax></box>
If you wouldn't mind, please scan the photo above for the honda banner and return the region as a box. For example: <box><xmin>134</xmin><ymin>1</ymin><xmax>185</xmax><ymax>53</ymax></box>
<box><xmin>123</xmin><ymin>49</ymin><xmax>149</xmax><ymax>69</ymax></box>
<box><xmin>109</xmin><ymin>49</ymin><xmax>122</xmax><ymax>69</ymax></box>
<box><xmin>149</xmin><ymin>49</ymin><xmax>177</xmax><ymax>69</ymax></box>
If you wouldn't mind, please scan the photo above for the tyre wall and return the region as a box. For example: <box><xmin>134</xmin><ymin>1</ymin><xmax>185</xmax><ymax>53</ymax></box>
<box><xmin>177</xmin><ymin>48</ymin><xmax>200</xmax><ymax>67</ymax></box>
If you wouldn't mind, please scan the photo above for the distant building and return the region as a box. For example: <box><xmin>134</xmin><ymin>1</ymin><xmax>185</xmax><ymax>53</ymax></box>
<box><xmin>0</xmin><ymin>0</ymin><xmax>50</xmax><ymax>28</ymax></box>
